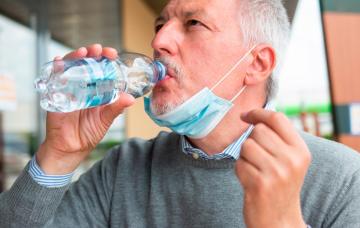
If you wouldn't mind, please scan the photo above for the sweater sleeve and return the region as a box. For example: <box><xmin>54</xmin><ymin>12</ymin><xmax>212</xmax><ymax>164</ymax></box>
<box><xmin>0</xmin><ymin>147</ymin><xmax>119</xmax><ymax>227</ymax></box>
<box><xmin>323</xmin><ymin>168</ymin><xmax>360</xmax><ymax>228</ymax></box>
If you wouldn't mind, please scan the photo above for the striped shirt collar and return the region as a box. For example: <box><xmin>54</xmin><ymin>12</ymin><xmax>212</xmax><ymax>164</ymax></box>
<box><xmin>181</xmin><ymin>124</ymin><xmax>254</xmax><ymax>160</ymax></box>
<box><xmin>180</xmin><ymin>102</ymin><xmax>274</xmax><ymax>160</ymax></box>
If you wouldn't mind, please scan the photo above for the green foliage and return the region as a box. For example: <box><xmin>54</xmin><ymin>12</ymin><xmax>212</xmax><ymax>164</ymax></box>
<box><xmin>277</xmin><ymin>103</ymin><xmax>332</xmax><ymax>117</ymax></box>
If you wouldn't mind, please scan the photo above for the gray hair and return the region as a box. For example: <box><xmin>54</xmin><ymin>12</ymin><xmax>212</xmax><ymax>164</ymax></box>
<box><xmin>238</xmin><ymin>0</ymin><xmax>291</xmax><ymax>100</ymax></box>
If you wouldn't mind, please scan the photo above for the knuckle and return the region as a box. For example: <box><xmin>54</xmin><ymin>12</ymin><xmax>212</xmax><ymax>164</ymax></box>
<box><xmin>242</xmin><ymin>138</ymin><xmax>255</xmax><ymax>151</ymax></box>
<box><xmin>254</xmin><ymin>123</ymin><xmax>267</xmax><ymax>134</ymax></box>
<box><xmin>299</xmin><ymin>152</ymin><xmax>312</xmax><ymax>169</ymax></box>
<box><xmin>255</xmin><ymin>177</ymin><xmax>271</xmax><ymax>194</ymax></box>
<box><xmin>270</xmin><ymin>112</ymin><xmax>286</xmax><ymax>124</ymax></box>
<box><xmin>288</xmin><ymin>155</ymin><xmax>300</xmax><ymax>169</ymax></box>
<box><xmin>235</xmin><ymin>161</ymin><xmax>242</xmax><ymax>172</ymax></box>
<box><xmin>235</xmin><ymin>163</ymin><xmax>244</xmax><ymax>179</ymax></box>
<box><xmin>274</xmin><ymin>166</ymin><xmax>290</xmax><ymax>181</ymax></box>
<box><xmin>288</xmin><ymin>152</ymin><xmax>308</xmax><ymax>171</ymax></box>
<box><xmin>276</xmin><ymin>112</ymin><xmax>287</xmax><ymax>120</ymax></box>
<box><xmin>303</xmin><ymin>149</ymin><xmax>312</xmax><ymax>164</ymax></box>
<box><xmin>248</xmin><ymin>109</ymin><xmax>258</xmax><ymax>116</ymax></box>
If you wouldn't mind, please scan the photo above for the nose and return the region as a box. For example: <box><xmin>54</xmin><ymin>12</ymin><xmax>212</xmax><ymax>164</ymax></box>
<box><xmin>151</xmin><ymin>20</ymin><xmax>179</xmax><ymax>58</ymax></box>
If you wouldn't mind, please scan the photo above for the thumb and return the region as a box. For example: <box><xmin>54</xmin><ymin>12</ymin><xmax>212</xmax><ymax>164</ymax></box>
<box><xmin>100</xmin><ymin>93</ymin><xmax>135</xmax><ymax>124</ymax></box>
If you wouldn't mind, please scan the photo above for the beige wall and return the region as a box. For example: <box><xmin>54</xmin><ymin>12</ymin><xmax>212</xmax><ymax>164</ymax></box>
<box><xmin>122</xmin><ymin>0</ymin><xmax>168</xmax><ymax>139</ymax></box>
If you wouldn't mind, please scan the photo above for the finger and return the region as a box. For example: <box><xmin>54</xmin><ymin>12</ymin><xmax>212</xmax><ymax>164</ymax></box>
<box><xmin>250</xmin><ymin>123</ymin><xmax>285</xmax><ymax>157</ymax></box>
<box><xmin>53</xmin><ymin>56</ymin><xmax>64</xmax><ymax>74</ymax></box>
<box><xmin>100</xmin><ymin>93</ymin><xmax>135</xmax><ymax>125</ymax></box>
<box><xmin>63</xmin><ymin>47</ymin><xmax>88</xmax><ymax>60</ymax></box>
<box><xmin>241</xmin><ymin>109</ymin><xmax>300</xmax><ymax>145</ymax></box>
<box><xmin>240</xmin><ymin>138</ymin><xmax>276</xmax><ymax>173</ymax></box>
<box><xmin>235</xmin><ymin>158</ymin><xmax>260</xmax><ymax>189</ymax></box>
<box><xmin>86</xmin><ymin>43</ymin><xmax>102</xmax><ymax>58</ymax></box>
<box><xmin>102</xmin><ymin>47</ymin><xmax>118</xmax><ymax>60</ymax></box>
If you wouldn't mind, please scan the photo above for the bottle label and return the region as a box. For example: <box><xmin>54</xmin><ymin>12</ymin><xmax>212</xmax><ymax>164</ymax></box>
<box><xmin>79</xmin><ymin>57</ymin><xmax>118</xmax><ymax>108</ymax></box>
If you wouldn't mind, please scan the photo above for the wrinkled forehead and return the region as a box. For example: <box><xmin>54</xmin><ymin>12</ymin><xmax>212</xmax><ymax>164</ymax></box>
<box><xmin>160</xmin><ymin>0</ymin><xmax>240</xmax><ymax>21</ymax></box>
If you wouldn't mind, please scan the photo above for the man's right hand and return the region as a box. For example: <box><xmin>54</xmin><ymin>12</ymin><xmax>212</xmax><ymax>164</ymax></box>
<box><xmin>36</xmin><ymin>44</ymin><xmax>135</xmax><ymax>175</ymax></box>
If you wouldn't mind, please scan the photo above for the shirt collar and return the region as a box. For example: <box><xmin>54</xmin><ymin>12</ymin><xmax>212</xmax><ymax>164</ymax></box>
<box><xmin>181</xmin><ymin>124</ymin><xmax>254</xmax><ymax>160</ymax></box>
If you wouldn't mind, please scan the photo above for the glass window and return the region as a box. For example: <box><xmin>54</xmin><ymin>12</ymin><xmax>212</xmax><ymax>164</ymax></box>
<box><xmin>0</xmin><ymin>13</ymin><xmax>125</xmax><ymax>190</ymax></box>
<box><xmin>0</xmin><ymin>14</ymin><xmax>37</xmax><ymax>190</ymax></box>
<box><xmin>276</xmin><ymin>0</ymin><xmax>334</xmax><ymax>139</ymax></box>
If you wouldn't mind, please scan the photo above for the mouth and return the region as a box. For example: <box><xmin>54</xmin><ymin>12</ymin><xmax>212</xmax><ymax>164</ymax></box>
<box><xmin>153</xmin><ymin>58</ymin><xmax>180</xmax><ymax>90</ymax></box>
<box><xmin>163</xmin><ymin>75</ymin><xmax>171</xmax><ymax>80</ymax></box>
<box><xmin>157</xmin><ymin>66</ymin><xmax>176</xmax><ymax>83</ymax></box>
<box><xmin>156</xmin><ymin>74</ymin><xmax>173</xmax><ymax>87</ymax></box>
<box><xmin>164</xmin><ymin>67</ymin><xmax>176</xmax><ymax>79</ymax></box>
<box><xmin>155</xmin><ymin>71</ymin><xmax>176</xmax><ymax>90</ymax></box>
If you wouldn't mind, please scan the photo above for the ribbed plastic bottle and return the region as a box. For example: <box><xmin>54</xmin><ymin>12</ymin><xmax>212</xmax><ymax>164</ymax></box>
<box><xmin>34</xmin><ymin>52</ymin><xmax>166</xmax><ymax>112</ymax></box>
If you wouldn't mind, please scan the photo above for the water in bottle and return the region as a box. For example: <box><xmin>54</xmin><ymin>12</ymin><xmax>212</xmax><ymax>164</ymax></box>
<box><xmin>34</xmin><ymin>52</ymin><xmax>166</xmax><ymax>112</ymax></box>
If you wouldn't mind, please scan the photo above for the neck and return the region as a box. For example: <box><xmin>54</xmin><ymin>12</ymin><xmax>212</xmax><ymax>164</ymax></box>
<box><xmin>188</xmin><ymin>115</ymin><xmax>250</xmax><ymax>155</ymax></box>
<box><xmin>188</xmin><ymin>89</ymin><xmax>267</xmax><ymax>155</ymax></box>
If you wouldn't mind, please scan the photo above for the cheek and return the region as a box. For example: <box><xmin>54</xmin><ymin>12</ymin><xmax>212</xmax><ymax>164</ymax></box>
<box><xmin>187</xmin><ymin>61</ymin><xmax>224</xmax><ymax>88</ymax></box>
<box><xmin>183</xmin><ymin>45</ymin><xmax>229</xmax><ymax>87</ymax></box>
<box><xmin>183</xmin><ymin>56</ymin><xmax>211</xmax><ymax>86</ymax></box>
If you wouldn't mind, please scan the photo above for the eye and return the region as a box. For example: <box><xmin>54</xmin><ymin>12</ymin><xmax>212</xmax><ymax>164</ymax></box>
<box><xmin>155</xmin><ymin>24</ymin><xmax>164</xmax><ymax>33</ymax></box>
<box><xmin>186</xmin><ymin>19</ymin><xmax>203</xmax><ymax>27</ymax></box>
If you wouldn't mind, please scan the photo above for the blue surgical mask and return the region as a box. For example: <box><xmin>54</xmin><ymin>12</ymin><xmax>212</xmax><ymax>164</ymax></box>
<box><xmin>144</xmin><ymin>46</ymin><xmax>256</xmax><ymax>138</ymax></box>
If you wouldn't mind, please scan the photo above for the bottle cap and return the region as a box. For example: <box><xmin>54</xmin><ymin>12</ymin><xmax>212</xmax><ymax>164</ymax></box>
<box><xmin>154</xmin><ymin>60</ymin><xmax>166</xmax><ymax>81</ymax></box>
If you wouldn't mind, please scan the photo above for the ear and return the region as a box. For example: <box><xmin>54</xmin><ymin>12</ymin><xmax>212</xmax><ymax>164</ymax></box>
<box><xmin>244</xmin><ymin>44</ymin><xmax>276</xmax><ymax>85</ymax></box>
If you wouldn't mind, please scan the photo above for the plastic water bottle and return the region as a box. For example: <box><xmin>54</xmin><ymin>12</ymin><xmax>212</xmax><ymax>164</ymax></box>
<box><xmin>34</xmin><ymin>52</ymin><xmax>166</xmax><ymax>112</ymax></box>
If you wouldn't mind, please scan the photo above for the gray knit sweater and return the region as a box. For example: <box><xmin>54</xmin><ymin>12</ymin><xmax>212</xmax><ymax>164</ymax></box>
<box><xmin>1</xmin><ymin>131</ymin><xmax>360</xmax><ymax>227</ymax></box>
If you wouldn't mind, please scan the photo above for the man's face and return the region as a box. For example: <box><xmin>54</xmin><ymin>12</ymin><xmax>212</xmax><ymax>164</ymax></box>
<box><xmin>150</xmin><ymin>0</ymin><xmax>249</xmax><ymax>115</ymax></box>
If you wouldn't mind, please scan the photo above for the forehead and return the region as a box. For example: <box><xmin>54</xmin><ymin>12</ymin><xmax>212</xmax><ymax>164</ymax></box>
<box><xmin>161</xmin><ymin>0</ymin><xmax>239</xmax><ymax>20</ymax></box>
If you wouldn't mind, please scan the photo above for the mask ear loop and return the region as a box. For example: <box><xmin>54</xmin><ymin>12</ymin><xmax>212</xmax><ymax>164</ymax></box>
<box><xmin>210</xmin><ymin>45</ymin><xmax>257</xmax><ymax>92</ymax></box>
<box><xmin>230</xmin><ymin>85</ymin><xmax>247</xmax><ymax>102</ymax></box>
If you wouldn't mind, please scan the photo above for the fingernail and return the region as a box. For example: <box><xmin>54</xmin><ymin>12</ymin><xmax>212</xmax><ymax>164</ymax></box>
<box><xmin>240</xmin><ymin>112</ymin><xmax>248</xmax><ymax>119</ymax></box>
<box><xmin>121</xmin><ymin>92</ymin><xmax>135</xmax><ymax>102</ymax></box>
<box><xmin>78</xmin><ymin>47</ymin><xmax>86</xmax><ymax>52</ymax></box>
<box><xmin>128</xmin><ymin>94</ymin><xmax>135</xmax><ymax>102</ymax></box>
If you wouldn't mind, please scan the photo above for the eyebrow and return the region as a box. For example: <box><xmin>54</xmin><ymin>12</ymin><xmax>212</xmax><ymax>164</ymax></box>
<box><xmin>155</xmin><ymin>8</ymin><xmax>211</xmax><ymax>24</ymax></box>
<box><xmin>184</xmin><ymin>9</ymin><xmax>219</xmax><ymax>31</ymax></box>
<box><xmin>183</xmin><ymin>9</ymin><xmax>209</xmax><ymax>20</ymax></box>
<box><xmin>155</xmin><ymin>15</ymin><xmax>165</xmax><ymax>25</ymax></box>
<box><xmin>154</xmin><ymin>8</ymin><xmax>220</xmax><ymax>32</ymax></box>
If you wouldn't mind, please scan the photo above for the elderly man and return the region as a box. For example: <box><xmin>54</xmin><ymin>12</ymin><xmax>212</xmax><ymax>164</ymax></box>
<box><xmin>1</xmin><ymin>0</ymin><xmax>360</xmax><ymax>227</ymax></box>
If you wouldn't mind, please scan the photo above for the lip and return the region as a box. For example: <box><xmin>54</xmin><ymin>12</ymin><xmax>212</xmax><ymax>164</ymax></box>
<box><xmin>156</xmin><ymin>66</ymin><xmax>176</xmax><ymax>83</ymax></box>
<box><xmin>156</xmin><ymin>74</ymin><xmax>173</xmax><ymax>86</ymax></box>
<box><xmin>165</xmin><ymin>67</ymin><xmax>176</xmax><ymax>79</ymax></box>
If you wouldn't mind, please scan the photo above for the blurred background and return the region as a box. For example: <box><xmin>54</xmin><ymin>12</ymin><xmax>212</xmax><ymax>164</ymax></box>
<box><xmin>0</xmin><ymin>0</ymin><xmax>359</xmax><ymax>191</ymax></box>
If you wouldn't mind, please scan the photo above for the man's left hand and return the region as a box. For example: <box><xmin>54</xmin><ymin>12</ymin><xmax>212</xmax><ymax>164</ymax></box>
<box><xmin>236</xmin><ymin>109</ymin><xmax>311</xmax><ymax>228</ymax></box>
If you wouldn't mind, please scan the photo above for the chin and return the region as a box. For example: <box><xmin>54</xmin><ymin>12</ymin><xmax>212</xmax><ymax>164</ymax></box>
<box><xmin>151</xmin><ymin>88</ymin><xmax>169</xmax><ymax>103</ymax></box>
<box><xmin>150</xmin><ymin>97</ymin><xmax>172</xmax><ymax>115</ymax></box>
<box><xmin>150</xmin><ymin>92</ymin><xmax>185</xmax><ymax>115</ymax></box>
